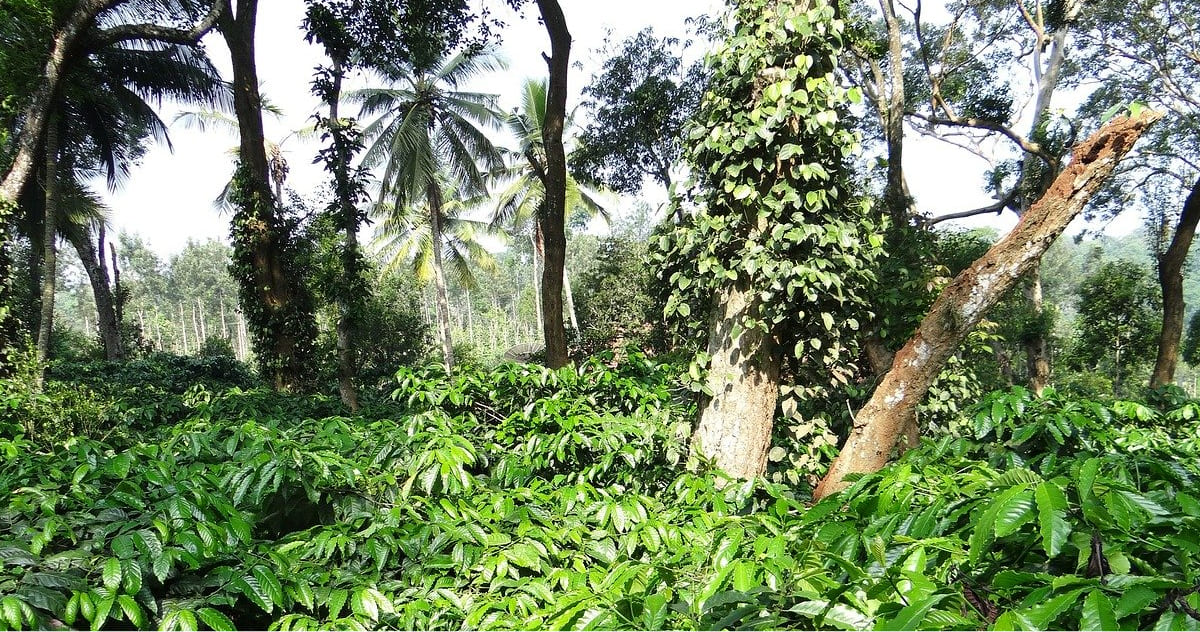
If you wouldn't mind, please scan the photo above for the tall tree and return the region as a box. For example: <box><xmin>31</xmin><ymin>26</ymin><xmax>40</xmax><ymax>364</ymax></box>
<box><xmin>814</xmin><ymin>110</ymin><xmax>1160</xmax><ymax>499</ymax></box>
<box><xmin>352</xmin><ymin>51</ymin><xmax>504</xmax><ymax>372</ymax></box>
<box><xmin>0</xmin><ymin>0</ymin><xmax>225</xmax><ymax>368</ymax></box>
<box><xmin>532</xmin><ymin>0</ymin><xmax>571</xmax><ymax>369</ymax></box>
<box><xmin>573</xmin><ymin>27</ymin><xmax>704</xmax><ymax>195</ymax></box>
<box><xmin>663</xmin><ymin>0</ymin><xmax>881</xmax><ymax>479</ymax></box>
<box><xmin>490</xmin><ymin>78</ymin><xmax>608</xmax><ymax>336</ymax></box>
<box><xmin>219</xmin><ymin>0</ymin><xmax>318</xmax><ymax>390</ymax></box>
<box><xmin>1073</xmin><ymin>0</ymin><xmax>1200</xmax><ymax>388</ymax></box>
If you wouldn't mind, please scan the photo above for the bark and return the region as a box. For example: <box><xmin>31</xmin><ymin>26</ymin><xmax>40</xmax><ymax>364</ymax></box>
<box><xmin>428</xmin><ymin>184</ymin><xmax>455</xmax><ymax>372</ymax></box>
<box><xmin>563</xmin><ymin>265</ymin><xmax>579</xmax><ymax>332</ymax></box>
<box><xmin>1022</xmin><ymin>268</ymin><xmax>1051</xmax><ymax>395</ymax></box>
<box><xmin>327</xmin><ymin>56</ymin><xmax>359</xmax><ymax>412</ymax></box>
<box><xmin>534</xmin><ymin>0</ymin><xmax>571</xmax><ymax>369</ymax></box>
<box><xmin>1151</xmin><ymin>176</ymin><xmax>1200</xmax><ymax>388</ymax></box>
<box><xmin>691</xmin><ymin>278</ymin><xmax>781</xmax><ymax>479</ymax></box>
<box><xmin>813</xmin><ymin>111</ymin><xmax>1160</xmax><ymax>500</ymax></box>
<box><xmin>221</xmin><ymin>0</ymin><xmax>311</xmax><ymax>390</ymax></box>
<box><xmin>35</xmin><ymin>117</ymin><xmax>61</xmax><ymax>383</ymax></box>
<box><xmin>67</xmin><ymin>227</ymin><xmax>123</xmax><ymax>360</ymax></box>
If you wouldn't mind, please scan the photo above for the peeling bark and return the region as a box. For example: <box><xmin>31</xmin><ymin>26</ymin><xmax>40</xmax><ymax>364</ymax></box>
<box><xmin>1151</xmin><ymin>176</ymin><xmax>1200</xmax><ymax>388</ymax></box>
<box><xmin>813</xmin><ymin>111</ymin><xmax>1161</xmax><ymax>500</ymax></box>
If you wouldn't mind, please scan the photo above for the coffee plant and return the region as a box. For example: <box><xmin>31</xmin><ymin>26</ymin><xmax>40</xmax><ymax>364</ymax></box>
<box><xmin>0</xmin><ymin>355</ymin><xmax>1197</xmax><ymax>630</ymax></box>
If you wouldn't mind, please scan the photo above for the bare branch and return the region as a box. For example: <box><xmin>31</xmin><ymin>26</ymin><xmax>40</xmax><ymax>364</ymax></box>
<box><xmin>908</xmin><ymin>111</ymin><xmax>1057</xmax><ymax>168</ymax></box>
<box><xmin>926</xmin><ymin>186</ymin><xmax>1019</xmax><ymax>226</ymax></box>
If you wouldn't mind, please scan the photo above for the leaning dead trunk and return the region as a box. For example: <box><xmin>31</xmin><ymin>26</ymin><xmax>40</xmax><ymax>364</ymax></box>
<box><xmin>813</xmin><ymin>111</ymin><xmax>1160</xmax><ymax>500</ymax></box>
<box><xmin>691</xmin><ymin>277</ymin><xmax>781</xmax><ymax>479</ymax></box>
<box><xmin>1150</xmin><ymin>176</ymin><xmax>1200</xmax><ymax>388</ymax></box>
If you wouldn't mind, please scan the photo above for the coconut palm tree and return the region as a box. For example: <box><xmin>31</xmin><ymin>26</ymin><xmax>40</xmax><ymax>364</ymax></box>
<box><xmin>19</xmin><ymin>36</ymin><xmax>227</xmax><ymax>365</ymax></box>
<box><xmin>490</xmin><ymin>78</ymin><xmax>611</xmax><ymax>334</ymax></box>
<box><xmin>350</xmin><ymin>51</ymin><xmax>505</xmax><ymax>372</ymax></box>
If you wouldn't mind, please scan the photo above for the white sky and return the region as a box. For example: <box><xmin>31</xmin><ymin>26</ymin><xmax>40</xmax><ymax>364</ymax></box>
<box><xmin>96</xmin><ymin>0</ymin><xmax>1129</xmax><ymax>258</ymax></box>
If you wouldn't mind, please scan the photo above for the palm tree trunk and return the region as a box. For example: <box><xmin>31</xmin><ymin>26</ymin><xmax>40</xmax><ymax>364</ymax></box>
<box><xmin>563</xmin><ymin>265</ymin><xmax>579</xmax><ymax>333</ymax></box>
<box><xmin>67</xmin><ymin>227</ymin><xmax>123</xmax><ymax>360</ymax></box>
<box><xmin>428</xmin><ymin>184</ymin><xmax>455</xmax><ymax>372</ymax></box>
<box><xmin>531</xmin><ymin>228</ymin><xmax>544</xmax><ymax>335</ymax></box>
<box><xmin>35</xmin><ymin>117</ymin><xmax>62</xmax><ymax>384</ymax></box>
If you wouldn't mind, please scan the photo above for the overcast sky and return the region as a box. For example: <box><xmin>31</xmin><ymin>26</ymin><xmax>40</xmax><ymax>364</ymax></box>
<box><xmin>97</xmin><ymin>0</ymin><xmax>1123</xmax><ymax>258</ymax></box>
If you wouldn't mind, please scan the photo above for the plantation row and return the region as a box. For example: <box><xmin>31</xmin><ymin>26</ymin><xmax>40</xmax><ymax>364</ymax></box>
<box><xmin>1</xmin><ymin>355</ymin><xmax>1198</xmax><ymax>630</ymax></box>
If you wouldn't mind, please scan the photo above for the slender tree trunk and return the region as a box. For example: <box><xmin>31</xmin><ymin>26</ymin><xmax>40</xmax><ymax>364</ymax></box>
<box><xmin>563</xmin><ymin>265</ymin><xmax>579</xmax><ymax>332</ymax></box>
<box><xmin>691</xmin><ymin>277</ymin><xmax>781</xmax><ymax>479</ymax></box>
<box><xmin>0</xmin><ymin>0</ymin><xmax>114</xmax><ymax>206</ymax></box>
<box><xmin>35</xmin><ymin>117</ymin><xmax>62</xmax><ymax>383</ymax></box>
<box><xmin>67</xmin><ymin>227</ymin><xmax>123</xmax><ymax>360</ymax></box>
<box><xmin>531</xmin><ymin>227</ymin><xmax>544</xmax><ymax>336</ymax></box>
<box><xmin>534</xmin><ymin>0</ymin><xmax>571</xmax><ymax>369</ymax></box>
<box><xmin>428</xmin><ymin>184</ymin><xmax>455</xmax><ymax>372</ymax></box>
<box><xmin>325</xmin><ymin>56</ymin><xmax>360</xmax><ymax>412</ymax></box>
<box><xmin>1022</xmin><ymin>269</ymin><xmax>1051</xmax><ymax>394</ymax></box>
<box><xmin>1151</xmin><ymin>176</ymin><xmax>1200</xmax><ymax>388</ymax></box>
<box><xmin>179</xmin><ymin>302</ymin><xmax>189</xmax><ymax>353</ymax></box>
<box><xmin>813</xmin><ymin>111</ymin><xmax>1159</xmax><ymax>500</ymax></box>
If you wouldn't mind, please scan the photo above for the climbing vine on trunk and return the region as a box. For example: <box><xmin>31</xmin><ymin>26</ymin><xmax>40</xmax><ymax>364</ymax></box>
<box><xmin>659</xmin><ymin>0</ymin><xmax>881</xmax><ymax>478</ymax></box>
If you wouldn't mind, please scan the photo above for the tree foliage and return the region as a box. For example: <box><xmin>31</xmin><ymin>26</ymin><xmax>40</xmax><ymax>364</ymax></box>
<box><xmin>573</xmin><ymin>27</ymin><xmax>706</xmax><ymax>193</ymax></box>
<box><xmin>658</xmin><ymin>0</ymin><xmax>881</xmax><ymax>388</ymax></box>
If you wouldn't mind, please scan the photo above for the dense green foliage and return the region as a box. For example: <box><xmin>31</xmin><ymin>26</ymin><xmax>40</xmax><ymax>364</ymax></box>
<box><xmin>2</xmin><ymin>354</ymin><xmax>1198</xmax><ymax>631</ymax></box>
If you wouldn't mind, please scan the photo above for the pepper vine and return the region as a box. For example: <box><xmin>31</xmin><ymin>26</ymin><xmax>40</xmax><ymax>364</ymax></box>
<box><xmin>655</xmin><ymin>0</ymin><xmax>883</xmax><ymax>389</ymax></box>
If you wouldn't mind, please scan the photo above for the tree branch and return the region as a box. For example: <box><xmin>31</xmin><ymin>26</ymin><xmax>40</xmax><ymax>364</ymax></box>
<box><xmin>926</xmin><ymin>186</ymin><xmax>1020</xmax><ymax>225</ymax></box>
<box><xmin>908</xmin><ymin>111</ymin><xmax>1058</xmax><ymax>169</ymax></box>
<box><xmin>91</xmin><ymin>0</ymin><xmax>227</xmax><ymax>48</ymax></box>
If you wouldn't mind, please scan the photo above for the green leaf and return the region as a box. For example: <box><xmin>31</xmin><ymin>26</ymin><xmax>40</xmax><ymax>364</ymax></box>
<box><xmin>91</xmin><ymin>596</ymin><xmax>114</xmax><ymax>631</ymax></box>
<box><xmin>252</xmin><ymin>565</ymin><xmax>284</xmax><ymax>610</ymax></box>
<box><xmin>1113</xmin><ymin>586</ymin><xmax>1157</xmax><ymax>619</ymax></box>
<box><xmin>197</xmin><ymin>607</ymin><xmax>235</xmax><ymax>631</ymax></box>
<box><xmin>732</xmin><ymin>184</ymin><xmax>754</xmax><ymax>200</ymax></box>
<box><xmin>994</xmin><ymin>489</ymin><xmax>1035</xmax><ymax>537</ymax></box>
<box><xmin>1077</xmin><ymin>459</ymin><xmax>1101</xmax><ymax>500</ymax></box>
<box><xmin>876</xmin><ymin>595</ymin><xmax>945</xmax><ymax>630</ymax></box>
<box><xmin>1035</xmin><ymin>481</ymin><xmax>1071</xmax><ymax>557</ymax></box>
<box><xmin>102</xmin><ymin>557</ymin><xmax>123</xmax><ymax>591</ymax></box>
<box><xmin>117</xmin><ymin>594</ymin><xmax>145</xmax><ymax>627</ymax></box>
<box><xmin>993</xmin><ymin>610</ymin><xmax>1036</xmax><ymax>630</ymax></box>
<box><xmin>643</xmin><ymin>592</ymin><xmax>670</xmax><ymax>630</ymax></box>
<box><xmin>1022</xmin><ymin>588</ymin><xmax>1084</xmax><ymax>629</ymax></box>
<box><xmin>788</xmin><ymin>600</ymin><xmax>871</xmax><ymax>630</ymax></box>
<box><xmin>1081</xmin><ymin>590</ymin><xmax>1117</xmax><ymax>631</ymax></box>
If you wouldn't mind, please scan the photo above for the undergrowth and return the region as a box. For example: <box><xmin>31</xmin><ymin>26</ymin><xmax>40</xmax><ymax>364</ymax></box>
<box><xmin>0</xmin><ymin>356</ymin><xmax>1197</xmax><ymax>630</ymax></box>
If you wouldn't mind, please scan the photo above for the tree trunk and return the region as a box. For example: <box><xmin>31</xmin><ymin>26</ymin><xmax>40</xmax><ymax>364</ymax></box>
<box><xmin>1022</xmin><ymin>268</ymin><xmax>1051</xmax><ymax>395</ymax></box>
<box><xmin>564</xmin><ymin>265</ymin><xmax>579</xmax><ymax>333</ymax></box>
<box><xmin>67</xmin><ymin>227</ymin><xmax>123</xmax><ymax>360</ymax></box>
<box><xmin>427</xmin><ymin>184</ymin><xmax>455</xmax><ymax>372</ymax></box>
<box><xmin>221</xmin><ymin>0</ymin><xmax>314</xmax><ymax>390</ymax></box>
<box><xmin>325</xmin><ymin>56</ymin><xmax>360</xmax><ymax>412</ymax></box>
<box><xmin>35</xmin><ymin>117</ymin><xmax>62</xmax><ymax>383</ymax></box>
<box><xmin>531</xmin><ymin>229</ymin><xmax>544</xmax><ymax>335</ymax></box>
<box><xmin>1151</xmin><ymin>176</ymin><xmax>1200</xmax><ymax>388</ymax></box>
<box><xmin>813</xmin><ymin>111</ymin><xmax>1160</xmax><ymax>500</ymax></box>
<box><xmin>534</xmin><ymin>0</ymin><xmax>571</xmax><ymax>369</ymax></box>
<box><xmin>691</xmin><ymin>278</ymin><xmax>781</xmax><ymax>479</ymax></box>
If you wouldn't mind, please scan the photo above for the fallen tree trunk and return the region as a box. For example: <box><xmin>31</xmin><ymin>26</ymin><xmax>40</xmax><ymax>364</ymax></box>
<box><xmin>813</xmin><ymin>110</ymin><xmax>1161</xmax><ymax>500</ymax></box>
